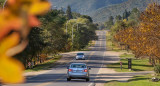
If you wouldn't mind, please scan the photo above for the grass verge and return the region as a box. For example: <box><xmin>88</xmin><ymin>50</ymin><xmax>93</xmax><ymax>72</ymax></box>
<box><xmin>25</xmin><ymin>55</ymin><xmax>62</xmax><ymax>72</ymax></box>
<box><xmin>105</xmin><ymin>74</ymin><xmax>160</xmax><ymax>86</ymax></box>
<box><xmin>107</xmin><ymin>53</ymin><xmax>153</xmax><ymax>72</ymax></box>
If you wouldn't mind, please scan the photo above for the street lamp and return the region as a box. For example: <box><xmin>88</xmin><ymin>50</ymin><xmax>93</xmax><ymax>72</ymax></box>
<box><xmin>66</xmin><ymin>20</ymin><xmax>70</xmax><ymax>35</ymax></box>
<box><xmin>71</xmin><ymin>23</ymin><xmax>86</xmax><ymax>44</ymax></box>
<box><xmin>66</xmin><ymin>19</ymin><xmax>77</xmax><ymax>35</ymax></box>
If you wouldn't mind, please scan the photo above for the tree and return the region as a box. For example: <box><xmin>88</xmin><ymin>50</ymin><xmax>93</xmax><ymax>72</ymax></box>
<box><xmin>105</xmin><ymin>16</ymin><xmax>114</xmax><ymax>29</ymax></box>
<box><xmin>80</xmin><ymin>15</ymin><xmax>93</xmax><ymax>23</ymax></box>
<box><xmin>66</xmin><ymin>5</ymin><xmax>73</xmax><ymax>20</ymax></box>
<box><xmin>123</xmin><ymin>9</ymin><xmax>131</xmax><ymax>20</ymax></box>
<box><xmin>128</xmin><ymin>8</ymin><xmax>140</xmax><ymax>23</ymax></box>
<box><xmin>66</xmin><ymin>17</ymin><xmax>97</xmax><ymax>50</ymax></box>
<box><xmin>60</xmin><ymin>7</ymin><xmax>65</xmax><ymax>14</ymax></box>
<box><xmin>115</xmin><ymin>3</ymin><xmax>160</xmax><ymax>66</ymax></box>
<box><xmin>72</xmin><ymin>12</ymin><xmax>81</xmax><ymax>19</ymax></box>
<box><xmin>40</xmin><ymin>9</ymin><xmax>67</xmax><ymax>53</ymax></box>
<box><xmin>115</xmin><ymin>15</ymin><xmax>122</xmax><ymax>21</ymax></box>
<box><xmin>0</xmin><ymin>0</ymin><xmax>4</xmax><ymax>8</ymax></box>
<box><xmin>15</xmin><ymin>9</ymin><xmax>68</xmax><ymax>68</ymax></box>
<box><xmin>15</xmin><ymin>27</ymin><xmax>46</xmax><ymax>67</ymax></box>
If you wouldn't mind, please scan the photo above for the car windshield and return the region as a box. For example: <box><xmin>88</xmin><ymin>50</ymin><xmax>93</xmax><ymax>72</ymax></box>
<box><xmin>70</xmin><ymin>64</ymin><xmax>86</xmax><ymax>68</ymax></box>
<box><xmin>77</xmin><ymin>53</ymin><xmax>84</xmax><ymax>55</ymax></box>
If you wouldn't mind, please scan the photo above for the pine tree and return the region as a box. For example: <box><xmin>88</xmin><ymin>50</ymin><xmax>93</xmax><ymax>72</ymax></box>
<box><xmin>123</xmin><ymin>9</ymin><xmax>130</xmax><ymax>20</ymax></box>
<box><xmin>105</xmin><ymin>16</ymin><xmax>114</xmax><ymax>29</ymax></box>
<box><xmin>115</xmin><ymin>15</ymin><xmax>122</xmax><ymax>21</ymax></box>
<box><xmin>66</xmin><ymin>5</ymin><xmax>73</xmax><ymax>20</ymax></box>
<box><xmin>108</xmin><ymin>16</ymin><xmax>114</xmax><ymax>25</ymax></box>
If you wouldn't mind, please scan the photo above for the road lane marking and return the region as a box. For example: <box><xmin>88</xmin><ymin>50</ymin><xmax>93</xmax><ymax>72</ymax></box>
<box><xmin>88</xmin><ymin>31</ymin><xmax>106</xmax><ymax>86</ymax></box>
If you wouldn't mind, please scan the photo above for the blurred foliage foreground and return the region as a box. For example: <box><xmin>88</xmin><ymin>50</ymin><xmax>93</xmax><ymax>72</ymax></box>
<box><xmin>0</xmin><ymin>0</ymin><xmax>50</xmax><ymax>84</ymax></box>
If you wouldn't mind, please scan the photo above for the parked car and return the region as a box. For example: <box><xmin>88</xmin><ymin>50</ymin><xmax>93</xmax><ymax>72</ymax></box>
<box><xmin>76</xmin><ymin>53</ymin><xmax>85</xmax><ymax>60</ymax></box>
<box><xmin>67</xmin><ymin>63</ymin><xmax>91</xmax><ymax>81</ymax></box>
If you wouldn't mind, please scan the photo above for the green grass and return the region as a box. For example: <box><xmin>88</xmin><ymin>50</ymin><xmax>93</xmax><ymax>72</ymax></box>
<box><xmin>105</xmin><ymin>74</ymin><xmax>160</xmax><ymax>86</ymax></box>
<box><xmin>25</xmin><ymin>55</ymin><xmax>62</xmax><ymax>72</ymax></box>
<box><xmin>120</xmin><ymin>53</ymin><xmax>135</xmax><ymax>58</ymax></box>
<box><xmin>107</xmin><ymin>53</ymin><xmax>153</xmax><ymax>72</ymax></box>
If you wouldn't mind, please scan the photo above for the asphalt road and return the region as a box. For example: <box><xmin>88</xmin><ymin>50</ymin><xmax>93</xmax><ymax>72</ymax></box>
<box><xmin>5</xmin><ymin>30</ymin><xmax>107</xmax><ymax>86</ymax></box>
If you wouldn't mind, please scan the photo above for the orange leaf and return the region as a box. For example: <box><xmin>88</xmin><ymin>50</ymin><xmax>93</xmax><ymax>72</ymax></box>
<box><xmin>0</xmin><ymin>55</ymin><xmax>25</xmax><ymax>84</ymax></box>
<box><xmin>0</xmin><ymin>10</ymin><xmax>22</xmax><ymax>41</ymax></box>
<box><xmin>7</xmin><ymin>0</ymin><xmax>16</xmax><ymax>5</ymax></box>
<box><xmin>29</xmin><ymin>16</ymin><xmax>40</xmax><ymax>27</ymax></box>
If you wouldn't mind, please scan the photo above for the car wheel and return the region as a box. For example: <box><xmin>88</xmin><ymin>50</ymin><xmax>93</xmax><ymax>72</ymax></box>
<box><xmin>86</xmin><ymin>78</ymin><xmax>89</xmax><ymax>82</ymax></box>
<box><xmin>67</xmin><ymin>78</ymin><xmax>71</xmax><ymax>81</ymax></box>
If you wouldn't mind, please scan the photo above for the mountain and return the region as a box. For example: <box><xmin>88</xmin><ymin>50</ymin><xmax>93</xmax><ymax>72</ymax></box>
<box><xmin>49</xmin><ymin>0</ymin><xmax>128</xmax><ymax>15</ymax></box>
<box><xmin>91</xmin><ymin>0</ymin><xmax>159</xmax><ymax>22</ymax></box>
<box><xmin>49</xmin><ymin>0</ymin><xmax>160</xmax><ymax>22</ymax></box>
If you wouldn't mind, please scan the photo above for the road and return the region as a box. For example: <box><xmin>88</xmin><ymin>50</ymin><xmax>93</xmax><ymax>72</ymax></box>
<box><xmin>5</xmin><ymin>30</ymin><xmax>108</xmax><ymax>86</ymax></box>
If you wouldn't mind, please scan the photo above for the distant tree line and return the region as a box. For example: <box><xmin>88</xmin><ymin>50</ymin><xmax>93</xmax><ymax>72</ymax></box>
<box><xmin>104</xmin><ymin>8</ymin><xmax>140</xmax><ymax>30</ymax></box>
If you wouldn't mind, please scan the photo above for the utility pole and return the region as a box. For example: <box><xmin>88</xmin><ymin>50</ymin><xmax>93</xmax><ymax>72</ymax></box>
<box><xmin>66</xmin><ymin>21</ymin><xmax>69</xmax><ymax>34</ymax></box>
<box><xmin>77</xmin><ymin>23</ymin><xmax>79</xmax><ymax>31</ymax></box>
<box><xmin>72</xmin><ymin>23</ymin><xmax>77</xmax><ymax>44</ymax></box>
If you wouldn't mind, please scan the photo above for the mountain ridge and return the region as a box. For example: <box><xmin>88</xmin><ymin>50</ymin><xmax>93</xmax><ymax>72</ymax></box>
<box><xmin>49</xmin><ymin>0</ymin><xmax>160</xmax><ymax>22</ymax></box>
<box><xmin>91</xmin><ymin>0</ymin><xmax>158</xmax><ymax>22</ymax></box>
<box><xmin>49</xmin><ymin>0</ymin><xmax>128</xmax><ymax>15</ymax></box>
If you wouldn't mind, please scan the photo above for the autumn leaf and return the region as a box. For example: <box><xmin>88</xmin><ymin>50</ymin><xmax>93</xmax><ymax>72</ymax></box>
<box><xmin>0</xmin><ymin>0</ymin><xmax>51</xmax><ymax>84</ymax></box>
<box><xmin>0</xmin><ymin>55</ymin><xmax>25</xmax><ymax>84</ymax></box>
<box><xmin>28</xmin><ymin>16</ymin><xmax>40</xmax><ymax>27</ymax></box>
<box><xmin>0</xmin><ymin>33</ymin><xmax>20</xmax><ymax>56</ymax></box>
<box><xmin>0</xmin><ymin>10</ymin><xmax>22</xmax><ymax>41</ymax></box>
<box><xmin>29</xmin><ymin>1</ymin><xmax>51</xmax><ymax>15</ymax></box>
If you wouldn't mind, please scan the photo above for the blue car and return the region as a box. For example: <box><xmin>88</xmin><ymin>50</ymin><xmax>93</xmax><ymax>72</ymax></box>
<box><xmin>67</xmin><ymin>63</ymin><xmax>91</xmax><ymax>81</ymax></box>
